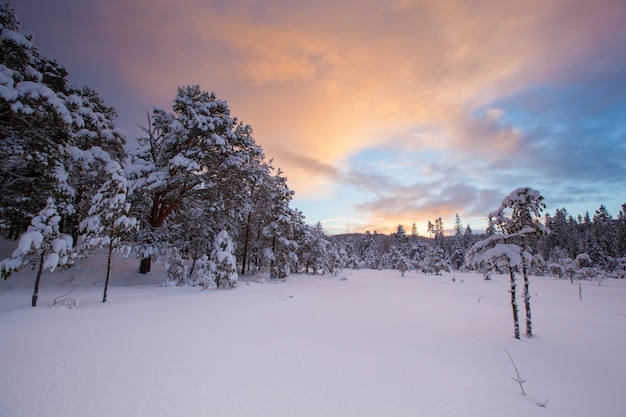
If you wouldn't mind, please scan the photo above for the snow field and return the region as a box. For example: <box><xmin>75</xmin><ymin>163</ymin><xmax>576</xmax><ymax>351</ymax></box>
<box><xmin>1</xmin><ymin>258</ymin><xmax>625</xmax><ymax>417</ymax></box>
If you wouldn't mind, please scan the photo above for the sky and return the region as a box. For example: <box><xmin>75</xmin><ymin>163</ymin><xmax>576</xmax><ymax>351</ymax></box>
<box><xmin>11</xmin><ymin>0</ymin><xmax>626</xmax><ymax>235</ymax></box>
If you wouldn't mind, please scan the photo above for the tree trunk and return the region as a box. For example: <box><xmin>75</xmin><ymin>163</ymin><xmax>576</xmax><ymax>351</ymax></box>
<box><xmin>103</xmin><ymin>245</ymin><xmax>113</xmax><ymax>303</ymax></box>
<box><xmin>241</xmin><ymin>212</ymin><xmax>252</xmax><ymax>275</ymax></box>
<box><xmin>509</xmin><ymin>267</ymin><xmax>520</xmax><ymax>339</ymax></box>
<box><xmin>269</xmin><ymin>235</ymin><xmax>277</xmax><ymax>278</ymax></box>
<box><xmin>522</xmin><ymin>262</ymin><xmax>532</xmax><ymax>337</ymax></box>
<box><xmin>138</xmin><ymin>194</ymin><xmax>180</xmax><ymax>274</ymax></box>
<box><xmin>188</xmin><ymin>251</ymin><xmax>198</xmax><ymax>280</ymax></box>
<box><xmin>32</xmin><ymin>252</ymin><xmax>45</xmax><ymax>307</ymax></box>
<box><xmin>139</xmin><ymin>256</ymin><xmax>151</xmax><ymax>274</ymax></box>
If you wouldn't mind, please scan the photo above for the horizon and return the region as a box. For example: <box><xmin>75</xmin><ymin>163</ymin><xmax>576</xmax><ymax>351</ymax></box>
<box><xmin>11</xmin><ymin>0</ymin><xmax>626</xmax><ymax>234</ymax></box>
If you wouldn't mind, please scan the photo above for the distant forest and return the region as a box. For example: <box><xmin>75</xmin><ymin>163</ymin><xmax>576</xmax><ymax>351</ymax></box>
<box><xmin>327</xmin><ymin>202</ymin><xmax>626</xmax><ymax>280</ymax></box>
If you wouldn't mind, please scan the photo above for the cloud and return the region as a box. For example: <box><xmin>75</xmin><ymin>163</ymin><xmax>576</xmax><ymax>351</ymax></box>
<box><xmin>14</xmin><ymin>0</ymin><xmax>626</xmax><ymax>233</ymax></box>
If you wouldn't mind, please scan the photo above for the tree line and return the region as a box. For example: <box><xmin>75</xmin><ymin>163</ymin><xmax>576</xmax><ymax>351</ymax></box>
<box><xmin>325</xmin><ymin>202</ymin><xmax>626</xmax><ymax>280</ymax></box>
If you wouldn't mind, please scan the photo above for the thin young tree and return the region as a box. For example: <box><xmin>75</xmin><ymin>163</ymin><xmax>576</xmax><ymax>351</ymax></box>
<box><xmin>467</xmin><ymin>188</ymin><xmax>549</xmax><ymax>338</ymax></box>
<box><xmin>467</xmin><ymin>240</ymin><xmax>524</xmax><ymax>338</ymax></box>
<box><xmin>1</xmin><ymin>199</ymin><xmax>74</xmax><ymax>306</ymax></box>
<box><xmin>490</xmin><ymin>188</ymin><xmax>549</xmax><ymax>337</ymax></box>
<box><xmin>79</xmin><ymin>163</ymin><xmax>138</xmax><ymax>302</ymax></box>
<box><xmin>211</xmin><ymin>230</ymin><xmax>238</xmax><ymax>288</ymax></box>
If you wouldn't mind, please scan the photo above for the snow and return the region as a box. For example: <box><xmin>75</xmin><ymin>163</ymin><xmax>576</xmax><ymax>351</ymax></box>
<box><xmin>16</xmin><ymin>230</ymin><xmax>44</xmax><ymax>253</ymax></box>
<box><xmin>169</xmin><ymin>153</ymin><xmax>200</xmax><ymax>171</ymax></box>
<box><xmin>1</xmin><ymin>27</ymin><xmax>34</xmax><ymax>48</ymax></box>
<box><xmin>14</xmin><ymin>81</ymin><xmax>73</xmax><ymax>124</ymax></box>
<box><xmin>41</xmin><ymin>251</ymin><xmax>59</xmax><ymax>271</ymax></box>
<box><xmin>0</xmin><ymin>240</ymin><xmax>625</xmax><ymax>417</ymax></box>
<box><xmin>483</xmin><ymin>243</ymin><xmax>522</xmax><ymax>268</ymax></box>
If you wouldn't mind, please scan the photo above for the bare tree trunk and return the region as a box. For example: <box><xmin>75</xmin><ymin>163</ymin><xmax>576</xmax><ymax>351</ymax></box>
<box><xmin>32</xmin><ymin>252</ymin><xmax>45</xmax><ymax>307</ymax></box>
<box><xmin>509</xmin><ymin>267</ymin><xmax>520</xmax><ymax>339</ymax></box>
<box><xmin>139</xmin><ymin>256</ymin><xmax>151</xmax><ymax>274</ymax></box>
<box><xmin>241</xmin><ymin>212</ymin><xmax>252</xmax><ymax>275</ymax></box>
<box><xmin>269</xmin><ymin>235</ymin><xmax>277</xmax><ymax>278</ymax></box>
<box><xmin>522</xmin><ymin>262</ymin><xmax>532</xmax><ymax>337</ymax></box>
<box><xmin>103</xmin><ymin>245</ymin><xmax>113</xmax><ymax>303</ymax></box>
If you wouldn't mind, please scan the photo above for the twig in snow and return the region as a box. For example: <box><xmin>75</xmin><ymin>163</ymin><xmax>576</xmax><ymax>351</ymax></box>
<box><xmin>52</xmin><ymin>286</ymin><xmax>79</xmax><ymax>309</ymax></box>
<box><xmin>505</xmin><ymin>348</ymin><xmax>526</xmax><ymax>396</ymax></box>
<box><xmin>53</xmin><ymin>286</ymin><xmax>75</xmax><ymax>306</ymax></box>
<box><xmin>579</xmin><ymin>283</ymin><xmax>583</xmax><ymax>301</ymax></box>
<box><xmin>478</xmin><ymin>294</ymin><xmax>486</xmax><ymax>303</ymax></box>
<box><xmin>536</xmin><ymin>398</ymin><xmax>550</xmax><ymax>407</ymax></box>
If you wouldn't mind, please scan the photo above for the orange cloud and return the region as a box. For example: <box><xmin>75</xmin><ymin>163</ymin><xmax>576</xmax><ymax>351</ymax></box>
<box><xmin>84</xmin><ymin>0</ymin><xmax>625</xmax><ymax>230</ymax></box>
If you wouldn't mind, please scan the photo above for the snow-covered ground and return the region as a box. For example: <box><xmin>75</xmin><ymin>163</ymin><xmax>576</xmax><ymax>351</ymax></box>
<box><xmin>1</xmin><ymin>240</ymin><xmax>625</xmax><ymax>417</ymax></box>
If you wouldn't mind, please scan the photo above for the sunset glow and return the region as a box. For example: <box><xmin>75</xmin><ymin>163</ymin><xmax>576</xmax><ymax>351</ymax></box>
<box><xmin>15</xmin><ymin>0</ymin><xmax>626</xmax><ymax>234</ymax></box>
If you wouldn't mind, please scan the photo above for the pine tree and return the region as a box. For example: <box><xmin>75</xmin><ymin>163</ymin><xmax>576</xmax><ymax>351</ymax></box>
<box><xmin>262</xmin><ymin>169</ymin><xmax>300</xmax><ymax>278</ymax></box>
<box><xmin>211</xmin><ymin>230</ymin><xmax>238</xmax><ymax>288</ymax></box>
<box><xmin>390</xmin><ymin>225</ymin><xmax>411</xmax><ymax>275</ymax></box>
<box><xmin>489</xmin><ymin>187</ymin><xmax>549</xmax><ymax>337</ymax></box>
<box><xmin>0</xmin><ymin>5</ymin><xmax>72</xmax><ymax>235</ymax></box>
<box><xmin>426</xmin><ymin>221</ymin><xmax>434</xmax><ymax>239</ymax></box>
<box><xmin>128</xmin><ymin>86</ymin><xmax>266</xmax><ymax>273</ymax></box>
<box><xmin>191</xmin><ymin>255</ymin><xmax>213</xmax><ymax>289</ymax></box>
<box><xmin>462</xmin><ymin>224</ymin><xmax>474</xmax><ymax>250</ymax></box>
<box><xmin>0</xmin><ymin>5</ymin><xmax>126</xmax><ymax>241</ymax></box>
<box><xmin>592</xmin><ymin>205</ymin><xmax>618</xmax><ymax>268</ymax></box>
<box><xmin>420</xmin><ymin>246</ymin><xmax>450</xmax><ymax>275</ymax></box>
<box><xmin>360</xmin><ymin>231</ymin><xmax>381</xmax><ymax>269</ymax></box>
<box><xmin>450</xmin><ymin>214</ymin><xmax>466</xmax><ymax>270</ymax></box>
<box><xmin>298</xmin><ymin>222</ymin><xmax>331</xmax><ymax>274</ymax></box>
<box><xmin>618</xmin><ymin>203</ymin><xmax>626</xmax><ymax>257</ymax></box>
<box><xmin>1</xmin><ymin>199</ymin><xmax>74</xmax><ymax>306</ymax></box>
<box><xmin>466</xmin><ymin>188</ymin><xmax>549</xmax><ymax>338</ymax></box>
<box><xmin>79</xmin><ymin>163</ymin><xmax>138</xmax><ymax>302</ymax></box>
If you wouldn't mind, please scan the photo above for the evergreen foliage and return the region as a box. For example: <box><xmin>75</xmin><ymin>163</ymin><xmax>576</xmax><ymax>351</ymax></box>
<box><xmin>0</xmin><ymin>3</ymin><xmax>126</xmax><ymax>241</ymax></box>
<box><xmin>0</xmin><ymin>198</ymin><xmax>74</xmax><ymax>306</ymax></box>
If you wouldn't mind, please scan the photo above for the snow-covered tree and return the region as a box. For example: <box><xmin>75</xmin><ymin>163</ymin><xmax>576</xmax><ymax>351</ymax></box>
<box><xmin>359</xmin><ymin>231</ymin><xmax>382</xmax><ymax>269</ymax></box>
<box><xmin>62</xmin><ymin>90</ymin><xmax>127</xmax><ymax>243</ymax></box>
<box><xmin>298</xmin><ymin>222</ymin><xmax>331</xmax><ymax>274</ymax></box>
<box><xmin>489</xmin><ymin>187</ymin><xmax>549</xmax><ymax>337</ymax></box>
<box><xmin>190</xmin><ymin>255</ymin><xmax>213</xmax><ymax>288</ymax></box>
<box><xmin>326</xmin><ymin>241</ymin><xmax>347</xmax><ymax>275</ymax></box>
<box><xmin>467</xmin><ymin>241</ymin><xmax>523</xmax><ymax>338</ymax></box>
<box><xmin>592</xmin><ymin>205</ymin><xmax>618</xmax><ymax>269</ymax></box>
<box><xmin>1</xmin><ymin>198</ymin><xmax>74</xmax><ymax>306</ymax></box>
<box><xmin>211</xmin><ymin>230</ymin><xmax>238</xmax><ymax>288</ymax></box>
<box><xmin>420</xmin><ymin>246</ymin><xmax>451</xmax><ymax>275</ymax></box>
<box><xmin>238</xmin><ymin>164</ymin><xmax>275</xmax><ymax>275</ymax></box>
<box><xmin>0</xmin><ymin>5</ymin><xmax>126</xmax><ymax>242</ymax></box>
<box><xmin>128</xmin><ymin>86</ymin><xmax>266</xmax><ymax>273</ymax></box>
<box><xmin>618</xmin><ymin>203</ymin><xmax>626</xmax><ymax>257</ymax></box>
<box><xmin>582</xmin><ymin>230</ymin><xmax>606</xmax><ymax>271</ymax></box>
<box><xmin>261</xmin><ymin>169</ymin><xmax>301</xmax><ymax>278</ymax></box>
<box><xmin>450</xmin><ymin>214</ymin><xmax>467</xmax><ymax>270</ymax></box>
<box><xmin>390</xmin><ymin>224</ymin><xmax>412</xmax><ymax>276</ymax></box>
<box><xmin>1</xmin><ymin>5</ymin><xmax>70</xmax><ymax>235</ymax></box>
<box><xmin>79</xmin><ymin>163</ymin><xmax>138</xmax><ymax>302</ymax></box>
<box><xmin>467</xmin><ymin>188</ymin><xmax>549</xmax><ymax>338</ymax></box>
<box><xmin>545</xmin><ymin>208</ymin><xmax>580</xmax><ymax>260</ymax></box>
